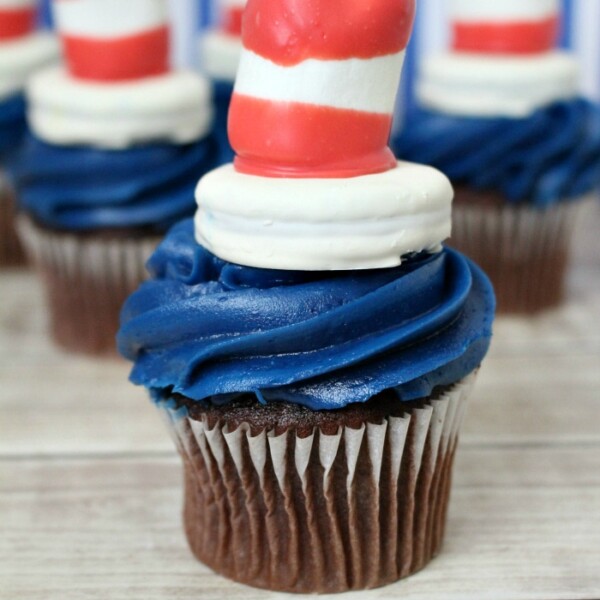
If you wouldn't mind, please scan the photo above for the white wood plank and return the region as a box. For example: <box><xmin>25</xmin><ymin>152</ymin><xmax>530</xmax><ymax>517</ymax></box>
<box><xmin>1</xmin><ymin>451</ymin><xmax>599</xmax><ymax>600</ymax></box>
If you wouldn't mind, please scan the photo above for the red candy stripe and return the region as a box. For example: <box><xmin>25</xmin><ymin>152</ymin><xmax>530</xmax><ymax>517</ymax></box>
<box><xmin>453</xmin><ymin>16</ymin><xmax>559</xmax><ymax>55</ymax></box>
<box><xmin>223</xmin><ymin>7</ymin><xmax>243</xmax><ymax>36</ymax></box>
<box><xmin>243</xmin><ymin>0</ymin><xmax>415</xmax><ymax>66</ymax></box>
<box><xmin>0</xmin><ymin>7</ymin><xmax>37</xmax><ymax>40</ymax></box>
<box><xmin>229</xmin><ymin>94</ymin><xmax>397</xmax><ymax>178</ymax></box>
<box><xmin>62</xmin><ymin>26</ymin><xmax>170</xmax><ymax>81</ymax></box>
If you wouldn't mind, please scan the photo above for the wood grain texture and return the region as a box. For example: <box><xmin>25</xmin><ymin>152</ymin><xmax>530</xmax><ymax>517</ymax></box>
<box><xmin>1</xmin><ymin>201</ymin><xmax>599</xmax><ymax>599</ymax></box>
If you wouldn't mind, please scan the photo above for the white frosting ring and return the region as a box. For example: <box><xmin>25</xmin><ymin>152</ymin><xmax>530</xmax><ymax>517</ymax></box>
<box><xmin>199</xmin><ymin>30</ymin><xmax>242</xmax><ymax>82</ymax></box>
<box><xmin>195</xmin><ymin>162</ymin><xmax>453</xmax><ymax>271</ymax></box>
<box><xmin>27</xmin><ymin>66</ymin><xmax>214</xmax><ymax>149</ymax></box>
<box><xmin>417</xmin><ymin>51</ymin><xmax>579</xmax><ymax>118</ymax></box>
<box><xmin>0</xmin><ymin>33</ymin><xmax>59</xmax><ymax>101</ymax></box>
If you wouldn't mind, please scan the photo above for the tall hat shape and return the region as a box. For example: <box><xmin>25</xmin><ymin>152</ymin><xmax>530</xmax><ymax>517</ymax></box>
<box><xmin>221</xmin><ymin>0</ymin><xmax>246</xmax><ymax>37</ymax></box>
<box><xmin>0</xmin><ymin>0</ymin><xmax>38</xmax><ymax>41</ymax></box>
<box><xmin>52</xmin><ymin>0</ymin><xmax>170</xmax><ymax>81</ymax></box>
<box><xmin>228</xmin><ymin>0</ymin><xmax>416</xmax><ymax>178</ymax></box>
<box><xmin>450</xmin><ymin>0</ymin><xmax>560</xmax><ymax>55</ymax></box>
<box><xmin>196</xmin><ymin>0</ymin><xmax>454</xmax><ymax>271</ymax></box>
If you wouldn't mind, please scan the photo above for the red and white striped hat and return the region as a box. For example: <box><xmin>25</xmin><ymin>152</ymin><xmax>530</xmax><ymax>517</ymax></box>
<box><xmin>220</xmin><ymin>0</ymin><xmax>246</xmax><ymax>37</ymax></box>
<box><xmin>52</xmin><ymin>0</ymin><xmax>170</xmax><ymax>82</ymax></box>
<box><xmin>451</xmin><ymin>0</ymin><xmax>560</xmax><ymax>55</ymax></box>
<box><xmin>228</xmin><ymin>0</ymin><xmax>416</xmax><ymax>179</ymax></box>
<box><xmin>0</xmin><ymin>0</ymin><xmax>38</xmax><ymax>41</ymax></box>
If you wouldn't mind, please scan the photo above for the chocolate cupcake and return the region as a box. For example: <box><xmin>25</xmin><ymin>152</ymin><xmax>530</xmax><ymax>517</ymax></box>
<box><xmin>12</xmin><ymin>0</ymin><xmax>218</xmax><ymax>355</ymax></box>
<box><xmin>0</xmin><ymin>1</ymin><xmax>58</xmax><ymax>267</ymax></box>
<box><xmin>393</xmin><ymin>0</ymin><xmax>600</xmax><ymax>313</ymax></box>
<box><xmin>119</xmin><ymin>0</ymin><xmax>495</xmax><ymax>592</ymax></box>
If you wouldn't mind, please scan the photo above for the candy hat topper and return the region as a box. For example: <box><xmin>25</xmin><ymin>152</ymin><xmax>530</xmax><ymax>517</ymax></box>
<box><xmin>228</xmin><ymin>0</ymin><xmax>416</xmax><ymax>179</ymax></box>
<box><xmin>451</xmin><ymin>0</ymin><xmax>560</xmax><ymax>55</ymax></box>
<box><xmin>52</xmin><ymin>0</ymin><xmax>170</xmax><ymax>82</ymax></box>
<box><xmin>221</xmin><ymin>0</ymin><xmax>246</xmax><ymax>37</ymax></box>
<box><xmin>0</xmin><ymin>0</ymin><xmax>38</xmax><ymax>41</ymax></box>
<box><xmin>196</xmin><ymin>0</ymin><xmax>453</xmax><ymax>271</ymax></box>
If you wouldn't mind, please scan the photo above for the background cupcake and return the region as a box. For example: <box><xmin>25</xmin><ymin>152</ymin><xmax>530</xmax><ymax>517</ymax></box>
<box><xmin>0</xmin><ymin>0</ymin><xmax>57</xmax><ymax>266</ymax></box>
<box><xmin>198</xmin><ymin>0</ymin><xmax>245</xmax><ymax>165</ymax></box>
<box><xmin>393</xmin><ymin>0</ymin><xmax>600</xmax><ymax>313</ymax></box>
<box><xmin>12</xmin><ymin>0</ymin><xmax>217</xmax><ymax>356</ymax></box>
<box><xmin>119</xmin><ymin>0</ymin><xmax>495</xmax><ymax>593</ymax></box>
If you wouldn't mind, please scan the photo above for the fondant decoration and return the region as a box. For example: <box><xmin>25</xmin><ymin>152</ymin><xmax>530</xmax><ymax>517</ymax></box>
<box><xmin>228</xmin><ymin>0</ymin><xmax>415</xmax><ymax>178</ymax></box>
<box><xmin>196</xmin><ymin>0</ymin><xmax>454</xmax><ymax>271</ymax></box>
<box><xmin>201</xmin><ymin>0</ymin><xmax>246</xmax><ymax>81</ymax></box>
<box><xmin>196</xmin><ymin>162</ymin><xmax>452</xmax><ymax>270</ymax></box>
<box><xmin>417</xmin><ymin>0</ymin><xmax>577</xmax><ymax>117</ymax></box>
<box><xmin>0</xmin><ymin>0</ymin><xmax>58</xmax><ymax>103</ymax></box>
<box><xmin>0</xmin><ymin>0</ymin><xmax>37</xmax><ymax>40</ymax></box>
<box><xmin>28</xmin><ymin>68</ymin><xmax>213</xmax><ymax>148</ymax></box>
<box><xmin>27</xmin><ymin>0</ymin><xmax>213</xmax><ymax>149</ymax></box>
<box><xmin>222</xmin><ymin>0</ymin><xmax>245</xmax><ymax>36</ymax></box>
<box><xmin>451</xmin><ymin>0</ymin><xmax>559</xmax><ymax>55</ymax></box>
<box><xmin>52</xmin><ymin>0</ymin><xmax>170</xmax><ymax>81</ymax></box>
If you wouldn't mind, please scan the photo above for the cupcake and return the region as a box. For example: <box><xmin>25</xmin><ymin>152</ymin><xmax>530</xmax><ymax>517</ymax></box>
<box><xmin>0</xmin><ymin>0</ymin><xmax>58</xmax><ymax>266</ymax></box>
<box><xmin>12</xmin><ymin>0</ymin><xmax>218</xmax><ymax>355</ymax></box>
<box><xmin>118</xmin><ymin>0</ymin><xmax>495</xmax><ymax>593</ymax></box>
<box><xmin>199</xmin><ymin>0</ymin><xmax>245</xmax><ymax>165</ymax></box>
<box><xmin>393</xmin><ymin>0</ymin><xmax>600</xmax><ymax>314</ymax></box>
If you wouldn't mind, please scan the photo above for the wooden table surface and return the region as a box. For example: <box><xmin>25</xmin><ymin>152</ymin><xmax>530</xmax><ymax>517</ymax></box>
<box><xmin>1</xmin><ymin>203</ymin><xmax>599</xmax><ymax>600</ymax></box>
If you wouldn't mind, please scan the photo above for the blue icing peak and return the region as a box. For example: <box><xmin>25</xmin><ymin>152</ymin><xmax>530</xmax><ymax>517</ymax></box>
<box><xmin>118</xmin><ymin>220</ymin><xmax>495</xmax><ymax>411</ymax></box>
<box><xmin>10</xmin><ymin>133</ymin><xmax>219</xmax><ymax>231</ymax></box>
<box><xmin>393</xmin><ymin>99</ymin><xmax>600</xmax><ymax>207</ymax></box>
<box><xmin>0</xmin><ymin>94</ymin><xmax>26</xmax><ymax>163</ymax></box>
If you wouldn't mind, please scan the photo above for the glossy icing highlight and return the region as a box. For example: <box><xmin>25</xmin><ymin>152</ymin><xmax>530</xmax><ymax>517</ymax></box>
<box><xmin>118</xmin><ymin>220</ymin><xmax>495</xmax><ymax>410</ymax></box>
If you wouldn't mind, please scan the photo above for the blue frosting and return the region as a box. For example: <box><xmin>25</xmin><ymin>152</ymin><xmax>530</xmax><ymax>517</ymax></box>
<box><xmin>117</xmin><ymin>219</ymin><xmax>495</xmax><ymax>411</ymax></box>
<box><xmin>10</xmin><ymin>132</ymin><xmax>219</xmax><ymax>231</ymax></box>
<box><xmin>0</xmin><ymin>94</ymin><xmax>26</xmax><ymax>163</ymax></box>
<box><xmin>212</xmin><ymin>80</ymin><xmax>235</xmax><ymax>166</ymax></box>
<box><xmin>393</xmin><ymin>99</ymin><xmax>600</xmax><ymax>207</ymax></box>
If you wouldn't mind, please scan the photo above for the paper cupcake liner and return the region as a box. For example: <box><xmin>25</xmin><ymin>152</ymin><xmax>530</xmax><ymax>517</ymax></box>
<box><xmin>450</xmin><ymin>196</ymin><xmax>591</xmax><ymax>314</ymax></box>
<box><xmin>160</xmin><ymin>373</ymin><xmax>477</xmax><ymax>593</ymax></box>
<box><xmin>0</xmin><ymin>173</ymin><xmax>27</xmax><ymax>268</ymax></box>
<box><xmin>17</xmin><ymin>215</ymin><xmax>160</xmax><ymax>356</ymax></box>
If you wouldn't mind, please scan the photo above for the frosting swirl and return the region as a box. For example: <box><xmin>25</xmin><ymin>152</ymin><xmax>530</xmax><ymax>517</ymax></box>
<box><xmin>118</xmin><ymin>220</ymin><xmax>495</xmax><ymax>410</ymax></box>
<box><xmin>11</xmin><ymin>133</ymin><xmax>219</xmax><ymax>231</ymax></box>
<box><xmin>393</xmin><ymin>99</ymin><xmax>600</xmax><ymax>207</ymax></box>
<box><xmin>0</xmin><ymin>94</ymin><xmax>26</xmax><ymax>163</ymax></box>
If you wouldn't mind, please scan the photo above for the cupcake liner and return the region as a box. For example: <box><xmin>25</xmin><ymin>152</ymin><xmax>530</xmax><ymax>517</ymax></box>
<box><xmin>0</xmin><ymin>172</ymin><xmax>27</xmax><ymax>267</ymax></box>
<box><xmin>17</xmin><ymin>215</ymin><xmax>160</xmax><ymax>356</ymax></box>
<box><xmin>160</xmin><ymin>373</ymin><xmax>477</xmax><ymax>593</ymax></box>
<box><xmin>450</xmin><ymin>195</ymin><xmax>592</xmax><ymax>314</ymax></box>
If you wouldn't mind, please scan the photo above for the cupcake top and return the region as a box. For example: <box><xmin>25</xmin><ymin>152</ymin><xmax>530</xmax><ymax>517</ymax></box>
<box><xmin>29</xmin><ymin>0</ymin><xmax>213</xmax><ymax>149</ymax></box>
<box><xmin>200</xmin><ymin>0</ymin><xmax>246</xmax><ymax>83</ymax></box>
<box><xmin>12</xmin><ymin>0</ymin><xmax>218</xmax><ymax>231</ymax></box>
<box><xmin>119</xmin><ymin>0</ymin><xmax>495</xmax><ymax>410</ymax></box>
<box><xmin>118</xmin><ymin>220</ymin><xmax>494</xmax><ymax>409</ymax></box>
<box><xmin>394</xmin><ymin>0</ymin><xmax>600</xmax><ymax>205</ymax></box>
<box><xmin>0</xmin><ymin>0</ymin><xmax>59</xmax><ymax>161</ymax></box>
<box><xmin>195</xmin><ymin>0</ymin><xmax>454</xmax><ymax>271</ymax></box>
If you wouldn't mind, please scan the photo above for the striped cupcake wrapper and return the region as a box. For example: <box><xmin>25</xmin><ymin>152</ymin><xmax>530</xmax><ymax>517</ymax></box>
<box><xmin>159</xmin><ymin>373</ymin><xmax>478</xmax><ymax>593</ymax></box>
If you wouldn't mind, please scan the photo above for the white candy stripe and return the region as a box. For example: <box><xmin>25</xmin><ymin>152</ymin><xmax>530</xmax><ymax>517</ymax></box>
<box><xmin>53</xmin><ymin>0</ymin><xmax>168</xmax><ymax>38</ymax></box>
<box><xmin>195</xmin><ymin>163</ymin><xmax>452</xmax><ymax>271</ymax></box>
<box><xmin>234</xmin><ymin>49</ymin><xmax>405</xmax><ymax>115</ymax></box>
<box><xmin>451</xmin><ymin>0</ymin><xmax>558</xmax><ymax>22</ymax></box>
<box><xmin>0</xmin><ymin>0</ymin><xmax>36</xmax><ymax>8</ymax></box>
